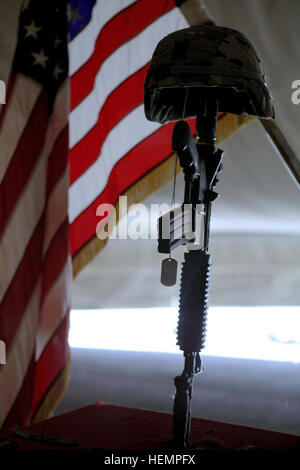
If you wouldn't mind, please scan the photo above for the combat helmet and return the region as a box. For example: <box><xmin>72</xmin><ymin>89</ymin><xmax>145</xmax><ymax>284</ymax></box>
<box><xmin>144</xmin><ymin>25</ymin><xmax>274</xmax><ymax>123</ymax></box>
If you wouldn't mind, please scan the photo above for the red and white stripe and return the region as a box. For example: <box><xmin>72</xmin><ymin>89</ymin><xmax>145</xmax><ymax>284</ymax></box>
<box><xmin>68</xmin><ymin>1</ymin><xmax>189</xmax><ymax>252</ymax></box>
<box><xmin>0</xmin><ymin>71</ymin><xmax>71</xmax><ymax>428</ymax></box>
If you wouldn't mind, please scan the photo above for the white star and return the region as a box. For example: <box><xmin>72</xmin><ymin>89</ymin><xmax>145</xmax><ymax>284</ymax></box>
<box><xmin>24</xmin><ymin>21</ymin><xmax>41</xmax><ymax>39</ymax></box>
<box><xmin>54</xmin><ymin>63</ymin><xmax>63</xmax><ymax>79</ymax></box>
<box><xmin>70</xmin><ymin>6</ymin><xmax>82</xmax><ymax>25</ymax></box>
<box><xmin>31</xmin><ymin>49</ymin><xmax>48</xmax><ymax>68</ymax></box>
<box><xmin>22</xmin><ymin>0</ymin><xmax>31</xmax><ymax>11</ymax></box>
<box><xmin>54</xmin><ymin>37</ymin><xmax>62</xmax><ymax>48</ymax></box>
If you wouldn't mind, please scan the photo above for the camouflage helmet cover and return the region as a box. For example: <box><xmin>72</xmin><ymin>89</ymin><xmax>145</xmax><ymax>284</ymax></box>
<box><xmin>144</xmin><ymin>25</ymin><xmax>274</xmax><ymax>123</ymax></box>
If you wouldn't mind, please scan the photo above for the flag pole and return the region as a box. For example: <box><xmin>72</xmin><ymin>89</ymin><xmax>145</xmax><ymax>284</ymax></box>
<box><xmin>260</xmin><ymin>119</ymin><xmax>300</xmax><ymax>188</ymax></box>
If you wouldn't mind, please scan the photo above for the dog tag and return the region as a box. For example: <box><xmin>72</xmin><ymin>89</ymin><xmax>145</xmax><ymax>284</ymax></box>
<box><xmin>161</xmin><ymin>258</ymin><xmax>177</xmax><ymax>286</ymax></box>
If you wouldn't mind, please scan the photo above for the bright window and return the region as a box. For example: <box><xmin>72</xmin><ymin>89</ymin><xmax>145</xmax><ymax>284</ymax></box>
<box><xmin>69</xmin><ymin>306</ymin><xmax>300</xmax><ymax>362</ymax></box>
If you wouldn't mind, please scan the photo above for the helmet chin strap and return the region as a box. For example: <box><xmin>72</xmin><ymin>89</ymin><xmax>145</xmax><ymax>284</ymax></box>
<box><xmin>161</xmin><ymin>88</ymin><xmax>190</xmax><ymax>286</ymax></box>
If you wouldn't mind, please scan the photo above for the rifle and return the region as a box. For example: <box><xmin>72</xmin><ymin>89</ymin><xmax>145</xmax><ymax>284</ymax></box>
<box><xmin>158</xmin><ymin>97</ymin><xmax>223</xmax><ymax>447</ymax></box>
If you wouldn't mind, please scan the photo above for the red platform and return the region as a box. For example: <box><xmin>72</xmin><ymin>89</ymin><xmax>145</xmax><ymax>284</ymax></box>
<box><xmin>1</xmin><ymin>402</ymin><xmax>300</xmax><ymax>451</ymax></box>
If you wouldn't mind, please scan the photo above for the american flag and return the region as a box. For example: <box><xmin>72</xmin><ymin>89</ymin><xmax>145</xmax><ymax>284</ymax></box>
<box><xmin>0</xmin><ymin>0</ymin><xmax>70</xmax><ymax>430</ymax></box>
<box><xmin>68</xmin><ymin>0</ymin><xmax>214</xmax><ymax>266</ymax></box>
<box><xmin>0</xmin><ymin>0</ymin><xmax>248</xmax><ymax>430</ymax></box>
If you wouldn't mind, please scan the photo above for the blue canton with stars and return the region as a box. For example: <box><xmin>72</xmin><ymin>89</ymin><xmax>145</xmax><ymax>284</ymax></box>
<box><xmin>68</xmin><ymin>0</ymin><xmax>96</xmax><ymax>40</ymax></box>
<box><xmin>13</xmin><ymin>0</ymin><xmax>68</xmax><ymax>111</ymax></box>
